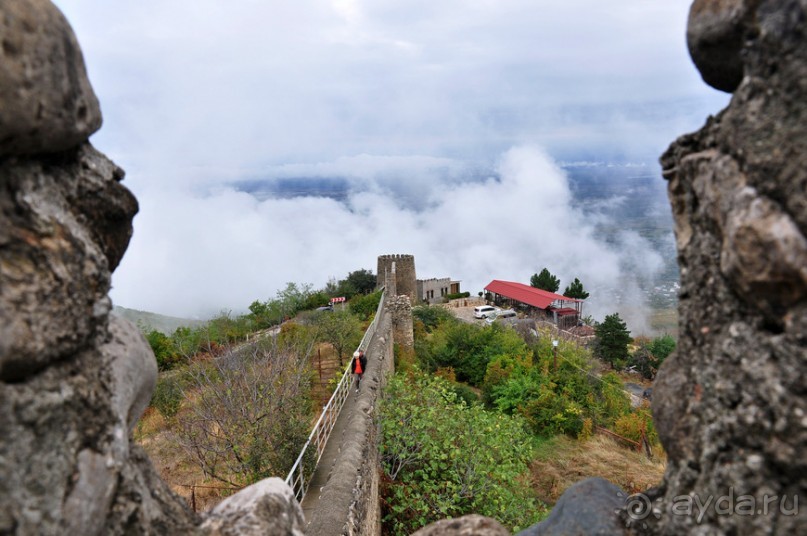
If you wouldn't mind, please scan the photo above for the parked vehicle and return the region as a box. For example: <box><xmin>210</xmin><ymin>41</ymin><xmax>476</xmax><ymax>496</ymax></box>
<box><xmin>485</xmin><ymin>309</ymin><xmax>517</xmax><ymax>324</ymax></box>
<box><xmin>473</xmin><ymin>305</ymin><xmax>500</xmax><ymax>319</ymax></box>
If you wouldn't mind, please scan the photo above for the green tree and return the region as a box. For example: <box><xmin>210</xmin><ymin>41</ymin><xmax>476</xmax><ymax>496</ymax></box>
<box><xmin>344</xmin><ymin>269</ymin><xmax>377</xmax><ymax>296</ymax></box>
<box><xmin>146</xmin><ymin>329</ymin><xmax>180</xmax><ymax>370</ymax></box>
<box><xmin>530</xmin><ymin>268</ymin><xmax>560</xmax><ymax>292</ymax></box>
<box><xmin>276</xmin><ymin>282</ymin><xmax>314</xmax><ymax>319</ymax></box>
<box><xmin>314</xmin><ymin>310</ymin><xmax>362</xmax><ymax>366</ymax></box>
<box><xmin>349</xmin><ymin>290</ymin><xmax>383</xmax><ymax>320</ymax></box>
<box><xmin>562</xmin><ymin>277</ymin><xmax>590</xmax><ymax>300</ymax></box>
<box><xmin>593</xmin><ymin>313</ymin><xmax>632</xmax><ymax>369</ymax></box>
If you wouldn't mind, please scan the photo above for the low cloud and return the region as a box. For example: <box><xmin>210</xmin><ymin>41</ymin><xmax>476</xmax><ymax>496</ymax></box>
<box><xmin>112</xmin><ymin>146</ymin><xmax>665</xmax><ymax>334</ymax></box>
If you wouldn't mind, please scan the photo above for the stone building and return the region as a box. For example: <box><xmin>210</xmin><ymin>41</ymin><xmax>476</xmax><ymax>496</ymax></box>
<box><xmin>416</xmin><ymin>277</ymin><xmax>461</xmax><ymax>304</ymax></box>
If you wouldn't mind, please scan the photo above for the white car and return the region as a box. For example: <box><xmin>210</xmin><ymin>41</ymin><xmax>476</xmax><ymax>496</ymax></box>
<box><xmin>473</xmin><ymin>305</ymin><xmax>500</xmax><ymax>319</ymax></box>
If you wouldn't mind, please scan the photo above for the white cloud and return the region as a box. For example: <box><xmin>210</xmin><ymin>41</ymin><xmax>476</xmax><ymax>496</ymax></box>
<box><xmin>46</xmin><ymin>1</ymin><xmax>716</xmax><ymax>332</ymax></box>
<box><xmin>53</xmin><ymin>0</ymin><xmax>729</xmax><ymax>177</ymax></box>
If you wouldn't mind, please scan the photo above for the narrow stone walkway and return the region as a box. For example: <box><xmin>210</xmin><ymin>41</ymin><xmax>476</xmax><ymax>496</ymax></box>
<box><xmin>299</xmin><ymin>312</ymin><xmax>391</xmax><ymax>536</ymax></box>
<box><xmin>299</xmin><ymin>375</ymin><xmax>360</xmax><ymax>527</ymax></box>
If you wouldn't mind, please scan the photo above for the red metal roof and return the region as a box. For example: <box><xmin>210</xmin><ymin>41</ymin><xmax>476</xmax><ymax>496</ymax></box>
<box><xmin>484</xmin><ymin>280</ymin><xmax>582</xmax><ymax>310</ymax></box>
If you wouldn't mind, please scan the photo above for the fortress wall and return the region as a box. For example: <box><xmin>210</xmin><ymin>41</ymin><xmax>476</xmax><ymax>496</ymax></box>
<box><xmin>304</xmin><ymin>310</ymin><xmax>395</xmax><ymax>536</ymax></box>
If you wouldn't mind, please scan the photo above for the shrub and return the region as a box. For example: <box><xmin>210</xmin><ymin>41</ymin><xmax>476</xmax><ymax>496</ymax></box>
<box><xmin>430</xmin><ymin>322</ymin><xmax>531</xmax><ymax>386</ymax></box>
<box><xmin>412</xmin><ymin>306</ymin><xmax>456</xmax><ymax>333</ymax></box>
<box><xmin>629</xmin><ymin>334</ymin><xmax>676</xmax><ymax>380</ymax></box>
<box><xmin>647</xmin><ymin>334</ymin><xmax>676</xmax><ymax>362</ymax></box>
<box><xmin>349</xmin><ymin>290</ymin><xmax>382</xmax><ymax>320</ymax></box>
<box><xmin>485</xmin><ymin>336</ymin><xmax>631</xmax><ymax>436</ymax></box>
<box><xmin>394</xmin><ymin>343</ymin><xmax>417</xmax><ymax>373</ymax></box>
<box><xmin>578</xmin><ymin>417</ymin><xmax>594</xmax><ymax>441</ymax></box>
<box><xmin>614</xmin><ymin>404</ymin><xmax>658</xmax><ymax>446</ymax></box>
<box><xmin>451</xmin><ymin>383</ymin><xmax>479</xmax><ymax>406</ymax></box>
<box><xmin>151</xmin><ymin>372</ymin><xmax>185</xmax><ymax>419</ymax></box>
<box><xmin>380</xmin><ymin>373</ymin><xmax>545</xmax><ymax>534</ymax></box>
<box><xmin>146</xmin><ymin>329</ymin><xmax>181</xmax><ymax>371</ymax></box>
<box><xmin>445</xmin><ymin>291</ymin><xmax>471</xmax><ymax>300</ymax></box>
<box><xmin>628</xmin><ymin>345</ymin><xmax>660</xmax><ymax>380</ymax></box>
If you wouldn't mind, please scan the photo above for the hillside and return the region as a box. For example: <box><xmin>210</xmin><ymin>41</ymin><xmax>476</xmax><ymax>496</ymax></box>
<box><xmin>113</xmin><ymin>305</ymin><xmax>205</xmax><ymax>334</ymax></box>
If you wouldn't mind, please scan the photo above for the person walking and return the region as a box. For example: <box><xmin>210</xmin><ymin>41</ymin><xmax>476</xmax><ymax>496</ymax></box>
<box><xmin>351</xmin><ymin>350</ymin><xmax>367</xmax><ymax>392</ymax></box>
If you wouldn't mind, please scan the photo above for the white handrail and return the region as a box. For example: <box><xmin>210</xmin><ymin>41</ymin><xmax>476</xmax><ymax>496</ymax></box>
<box><xmin>284</xmin><ymin>288</ymin><xmax>385</xmax><ymax>502</ymax></box>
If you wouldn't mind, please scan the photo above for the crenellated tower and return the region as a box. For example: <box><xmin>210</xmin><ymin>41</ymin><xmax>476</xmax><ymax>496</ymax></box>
<box><xmin>376</xmin><ymin>254</ymin><xmax>416</xmax><ymax>303</ymax></box>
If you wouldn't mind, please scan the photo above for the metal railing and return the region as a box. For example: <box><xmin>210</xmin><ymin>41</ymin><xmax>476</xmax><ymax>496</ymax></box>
<box><xmin>284</xmin><ymin>288</ymin><xmax>386</xmax><ymax>502</ymax></box>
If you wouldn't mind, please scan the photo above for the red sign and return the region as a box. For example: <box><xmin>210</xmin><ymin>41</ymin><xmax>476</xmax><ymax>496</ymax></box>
<box><xmin>330</xmin><ymin>296</ymin><xmax>346</xmax><ymax>303</ymax></box>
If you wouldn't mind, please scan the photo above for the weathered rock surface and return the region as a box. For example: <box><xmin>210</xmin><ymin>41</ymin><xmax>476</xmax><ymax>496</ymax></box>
<box><xmin>412</xmin><ymin>515</ymin><xmax>510</xmax><ymax>536</ymax></box>
<box><xmin>0</xmin><ymin>0</ymin><xmax>102</xmax><ymax>156</ymax></box>
<box><xmin>0</xmin><ymin>144</ymin><xmax>136</xmax><ymax>381</ymax></box>
<box><xmin>0</xmin><ymin>2</ymin><xmax>305</xmax><ymax>535</ymax></box>
<box><xmin>201</xmin><ymin>478</ymin><xmax>305</xmax><ymax>536</ymax></box>
<box><xmin>649</xmin><ymin>0</ymin><xmax>807</xmax><ymax>533</ymax></box>
<box><xmin>516</xmin><ymin>478</ymin><xmax>627</xmax><ymax>536</ymax></box>
<box><xmin>687</xmin><ymin>0</ymin><xmax>752</xmax><ymax>92</ymax></box>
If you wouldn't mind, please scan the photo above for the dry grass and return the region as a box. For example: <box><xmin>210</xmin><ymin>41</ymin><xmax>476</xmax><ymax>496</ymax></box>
<box><xmin>135</xmin><ymin>407</ymin><xmax>236</xmax><ymax>512</ymax></box>
<box><xmin>530</xmin><ymin>434</ymin><xmax>666</xmax><ymax>505</ymax></box>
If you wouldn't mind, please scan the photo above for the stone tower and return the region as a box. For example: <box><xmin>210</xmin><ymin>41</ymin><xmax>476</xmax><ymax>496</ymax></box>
<box><xmin>376</xmin><ymin>254</ymin><xmax>416</xmax><ymax>302</ymax></box>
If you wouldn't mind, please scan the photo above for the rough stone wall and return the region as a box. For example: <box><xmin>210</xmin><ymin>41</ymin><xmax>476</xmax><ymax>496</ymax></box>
<box><xmin>0</xmin><ymin>2</ymin><xmax>304</xmax><ymax>534</ymax></box>
<box><xmin>384</xmin><ymin>260</ymin><xmax>398</xmax><ymax>297</ymax></box>
<box><xmin>646</xmin><ymin>0</ymin><xmax>807</xmax><ymax>533</ymax></box>
<box><xmin>388</xmin><ymin>295</ymin><xmax>415</xmax><ymax>352</ymax></box>
<box><xmin>377</xmin><ymin>254</ymin><xmax>416</xmax><ymax>303</ymax></box>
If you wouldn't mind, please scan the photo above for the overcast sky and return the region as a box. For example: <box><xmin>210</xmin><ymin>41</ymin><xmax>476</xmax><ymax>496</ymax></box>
<box><xmin>53</xmin><ymin>1</ymin><xmax>729</xmax><ymax>330</ymax></box>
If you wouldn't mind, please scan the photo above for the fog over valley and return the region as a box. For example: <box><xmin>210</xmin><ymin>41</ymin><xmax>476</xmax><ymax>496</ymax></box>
<box><xmin>112</xmin><ymin>147</ymin><xmax>672</xmax><ymax>334</ymax></box>
<box><xmin>49</xmin><ymin>0</ymin><xmax>731</xmax><ymax>333</ymax></box>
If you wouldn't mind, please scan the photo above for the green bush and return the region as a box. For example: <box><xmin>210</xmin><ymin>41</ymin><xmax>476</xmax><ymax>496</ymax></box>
<box><xmin>445</xmin><ymin>291</ymin><xmax>471</xmax><ymax>300</ymax></box>
<box><xmin>483</xmin><ymin>337</ymin><xmax>631</xmax><ymax>436</ymax></box>
<box><xmin>151</xmin><ymin>372</ymin><xmax>185</xmax><ymax>419</ymax></box>
<box><xmin>412</xmin><ymin>305</ymin><xmax>456</xmax><ymax>333</ymax></box>
<box><xmin>429</xmin><ymin>322</ymin><xmax>531</xmax><ymax>386</ymax></box>
<box><xmin>349</xmin><ymin>290</ymin><xmax>382</xmax><ymax>320</ymax></box>
<box><xmin>380</xmin><ymin>373</ymin><xmax>546</xmax><ymax>534</ymax></box>
<box><xmin>451</xmin><ymin>383</ymin><xmax>480</xmax><ymax>406</ymax></box>
<box><xmin>647</xmin><ymin>334</ymin><xmax>676</xmax><ymax>362</ymax></box>
<box><xmin>629</xmin><ymin>334</ymin><xmax>676</xmax><ymax>380</ymax></box>
<box><xmin>146</xmin><ymin>329</ymin><xmax>181</xmax><ymax>370</ymax></box>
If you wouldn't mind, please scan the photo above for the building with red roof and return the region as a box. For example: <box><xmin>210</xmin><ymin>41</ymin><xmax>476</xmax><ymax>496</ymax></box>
<box><xmin>484</xmin><ymin>279</ymin><xmax>584</xmax><ymax>328</ymax></box>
